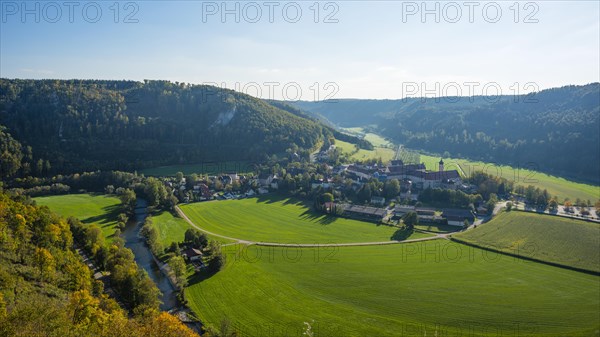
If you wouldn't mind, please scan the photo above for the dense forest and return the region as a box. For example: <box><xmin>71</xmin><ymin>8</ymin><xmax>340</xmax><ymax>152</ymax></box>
<box><xmin>293</xmin><ymin>84</ymin><xmax>600</xmax><ymax>183</ymax></box>
<box><xmin>0</xmin><ymin>79</ymin><xmax>334</xmax><ymax>178</ymax></box>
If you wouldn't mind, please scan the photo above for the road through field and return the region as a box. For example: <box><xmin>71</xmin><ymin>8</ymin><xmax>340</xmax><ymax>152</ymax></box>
<box><xmin>175</xmin><ymin>205</ymin><xmax>448</xmax><ymax>247</ymax></box>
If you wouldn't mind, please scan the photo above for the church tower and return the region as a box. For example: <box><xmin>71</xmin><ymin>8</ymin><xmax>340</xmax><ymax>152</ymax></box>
<box><xmin>439</xmin><ymin>158</ymin><xmax>444</xmax><ymax>172</ymax></box>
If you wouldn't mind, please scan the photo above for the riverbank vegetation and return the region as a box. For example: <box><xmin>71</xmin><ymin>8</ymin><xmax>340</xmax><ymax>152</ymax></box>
<box><xmin>0</xmin><ymin>190</ymin><xmax>198</xmax><ymax>336</ymax></box>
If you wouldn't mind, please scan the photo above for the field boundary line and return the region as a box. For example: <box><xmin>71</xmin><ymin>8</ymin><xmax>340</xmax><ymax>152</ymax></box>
<box><xmin>449</xmin><ymin>237</ymin><xmax>600</xmax><ymax>276</ymax></box>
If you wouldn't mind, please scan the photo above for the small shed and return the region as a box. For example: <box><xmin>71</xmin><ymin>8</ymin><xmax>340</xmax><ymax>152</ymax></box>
<box><xmin>182</xmin><ymin>248</ymin><xmax>203</xmax><ymax>261</ymax></box>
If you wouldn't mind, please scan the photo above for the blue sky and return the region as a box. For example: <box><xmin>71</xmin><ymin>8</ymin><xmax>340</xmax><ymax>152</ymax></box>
<box><xmin>1</xmin><ymin>1</ymin><xmax>598</xmax><ymax>99</ymax></box>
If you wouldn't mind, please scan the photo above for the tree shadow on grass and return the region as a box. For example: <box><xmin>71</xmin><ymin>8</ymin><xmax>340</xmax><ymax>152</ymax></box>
<box><xmin>390</xmin><ymin>228</ymin><xmax>414</xmax><ymax>241</ymax></box>
<box><xmin>255</xmin><ymin>194</ymin><xmax>286</xmax><ymax>204</ymax></box>
<box><xmin>298</xmin><ymin>209</ymin><xmax>337</xmax><ymax>225</ymax></box>
<box><xmin>81</xmin><ymin>203</ymin><xmax>121</xmax><ymax>230</ymax></box>
<box><xmin>255</xmin><ymin>194</ymin><xmax>305</xmax><ymax>207</ymax></box>
<box><xmin>187</xmin><ymin>269</ymin><xmax>218</xmax><ymax>287</ymax></box>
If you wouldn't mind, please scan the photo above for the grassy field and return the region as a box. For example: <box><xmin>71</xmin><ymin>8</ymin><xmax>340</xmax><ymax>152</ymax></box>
<box><xmin>34</xmin><ymin>194</ymin><xmax>122</xmax><ymax>240</ymax></box>
<box><xmin>151</xmin><ymin>210</ymin><xmax>235</xmax><ymax>246</ymax></box>
<box><xmin>339</xmin><ymin>127</ymin><xmax>393</xmax><ymax>147</ymax></box>
<box><xmin>140</xmin><ymin>160</ymin><xmax>253</xmax><ymax>177</ymax></box>
<box><xmin>179</xmin><ymin>196</ymin><xmax>424</xmax><ymax>244</ymax></box>
<box><xmin>186</xmin><ymin>242</ymin><xmax>600</xmax><ymax>336</ymax></box>
<box><xmin>335</xmin><ymin>139</ymin><xmax>396</xmax><ymax>163</ymax></box>
<box><xmin>454</xmin><ymin>211</ymin><xmax>600</xmax><ymax>273</ymax></box>
<box><xmin>419</xmin><ymin>154</ymin><xmax>599</xmax><ymax>202</ymax></box>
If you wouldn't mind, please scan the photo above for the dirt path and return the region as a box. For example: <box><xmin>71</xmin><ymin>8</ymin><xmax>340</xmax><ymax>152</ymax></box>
<box><xmin>174</xmin><ymin>205</ymin><xmax>446</xmax><ymax>248</ymax></box>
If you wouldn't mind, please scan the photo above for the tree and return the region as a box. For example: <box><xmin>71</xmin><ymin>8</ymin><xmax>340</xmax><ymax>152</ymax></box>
<box><xmin>117</xmin><ymin>213</ymin><xmax>129</xmax><ymax>224</ymax></box>
<box><xmin>564</xmin><ymin>200</ymin><xmax>573</xmax><ymax>212</ymax></box>
<box><xmin>486</xmin><ymin>193</ymin><xmax>498</xmax><ymax>214</ymax></box>
<box><xmin>168</xmin><ymin>256</ymin><xmax>187</xmax><ymax>288</ymax></box>
<box><xmin>175</xmin><ymin>171</ymin><xmax>184</xmax><ymax>183</ymax></box>
<box><xmin>34</xmin><ymin>247</ymin><xmax>55</xmax><ymax>281</ymax></box>
<box><xmin>207</xmin><ymin>241</ymin><xmax>225</xmax><ymax>272</ymax></box>
<box><xmin>357</xmin><ymin>184</ymin><xmax>372</xmax><ymax>204</ymax></box>
<box><xmin>549</xmin><ymin>198</ymin><xmax>559</xmax><ymax>212</ymax></box>
<box><xmin>383</xmin><ymin>179</ymin><xmax>400</xmax><ymax>199</ymax></box>
<box><xmin>184</xmin><ymin>228</ymin><xmax>208</xmax><ymax>249</ymax></box>
<box><xmin>104</xmin><ymin>185</ymin><xmax>115</xmax><ymax>194</ymax></box>
<box><xmin>117</xmin><ymin>188</ymin><xmax>137</xmax><ymax>215</ymax></box>
<box><xmin>402</xmin><ymin>211</ymin><xmax>418</xmax><ymax>230</ymax></box>
<box><xmin>142</xmin><ymin>312</ymin><xmax>198</xmax><ymax>337</ymax></box>
<box><xmin>505</xmin><ymin>201</ymin><xmax>513</xmax><ymax>211</ymax></box>
<box><xmin>167</xmin><ymin>242</ymin><xmax>180</xmax><ymax>254</ymax></box>
<box><xmin>85</xmin><ymin>225</ymin><xmax>105</xmax><ymax>255</ymax></box>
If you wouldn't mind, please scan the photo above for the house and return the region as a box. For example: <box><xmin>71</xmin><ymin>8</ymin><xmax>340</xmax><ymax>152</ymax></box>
<box><xmin>418</xmin><ymin>214</ymin><xmax>445</xmax><ymax>224</ymax></box>
<box><xmin>258</xmin><ymin>173</ymin><xmax>275</xmax><ymax>187</ymax></box>
<box><xmin>193</xmin><ymin>183</ymin><xmax>212</xmax><ymax>200</ymax></box>
<box><xmin>219</xmin><ymin>175</ymin><xmax>232</xmax><ymax>185</ymax></box>
<box><xmin>258</xmin><ymin>187</ymin><xmax>269</xmax><ymax>194</ymax></box>
<box><xmin>311</xmin><ymin>179</ymin><xmax>332</xmax><ymax>190</ymax></box>
<box><xmin>408</xmin><ymin>207</ymin><xmax>442</xmax><ymax>224</ymax></box>
<box><xmin>476</xmin><ymin>205</ymin><xmax>488</xmax><ymax>215</ymax></box>
<box><xmin>386</xmin><ymin>159</ymin><xmax>462</xmax><ymax>189</ymax></box>
<box><xmin>332</xmin><ymin>165</ymin><xmax>348</xmax><ymax>175</ymax></box>
<box><xmin>270</xmin><ymin>177</ymin><xmax>279</xmax><ymax>189</ymax></box>
<box><xmin>316</xmin><ymin>144</ymin><xmax>337</xmax><ymax>161</ymax></box>
<box><xmin>339</xmin><ymin>204</ymin><xmax>390</xmax><ymax>223</ymax></box>
<box><xmin>394</xmin><ymin>205</ymin><xmax>416</xmax><ymax>219</ymax></box>
<box><xmin>442</xmin><ymin>208</ymin><xmax>475</xmax><ymax>226</ymax></box>
<box><xmin>416</xmin><ymin>207</ymin><xmax>436</xmax><ymax>216</ymax></box>
<box><xmin>182</xmin><ymin>248</ymin><xmax>203</xmax><ymax>262</ymax></box>
<box><xmin>346</xmin><ymin>165</ymin><xmax>373</xmax><ymax>180</ymax></box>
<box><xmin>371</xmin><ymin>196</ymin><xmax>386</xmax><ymax>206</ymax></box>
<box><xmin>323</xmin><ymin>201</ymin><xmax>336</xmax><ymax>213</ymax></box>
<box><xmin>373</xmin><ymin>171</ymin><xmax>388</xmax><ymax>182</ymax></box>
<box><xmin>245</xmin><ymin>189</ymin><xmax>256</xmax><ymax>197</ymax></box>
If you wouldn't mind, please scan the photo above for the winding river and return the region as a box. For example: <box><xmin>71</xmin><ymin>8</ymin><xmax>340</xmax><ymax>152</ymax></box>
<box><xmin>122</xmin><ymin>199</ymin><xmax>179</xmax><ymax>311</ymax></box>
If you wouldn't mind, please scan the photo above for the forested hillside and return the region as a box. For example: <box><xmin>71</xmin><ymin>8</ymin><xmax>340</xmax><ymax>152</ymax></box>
<box><xmin>293</xmin><ymin>84</ymin><xmax>600</xmax><ymax>183</ymax></box>
<box><xmin>0</xmin><ymin>79</ymin><xmax>328</xmax><ymax>177</ymax></box>
<box><xmin>0</xmin><ymin>191</ymin><xmax>197</xmax><ymax>336</ymax></box>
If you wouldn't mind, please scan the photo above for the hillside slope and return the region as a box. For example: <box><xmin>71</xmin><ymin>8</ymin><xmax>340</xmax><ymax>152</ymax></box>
<box><xmin>0</xmin><ymin>79</ymin><xmax>327</xmax><ymax>175</ymax></box>
<box><xmin>293</xmin><ymin>84</ymin><xmax>600</xmax><ymax>183</ymax></box>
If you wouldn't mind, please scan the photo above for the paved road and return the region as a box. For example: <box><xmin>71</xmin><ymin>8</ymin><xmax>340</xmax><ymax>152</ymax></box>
<box><xmin>175</xmin><ymin>205</ymin><xmax>447</xmax><ymax>248</ymax></box>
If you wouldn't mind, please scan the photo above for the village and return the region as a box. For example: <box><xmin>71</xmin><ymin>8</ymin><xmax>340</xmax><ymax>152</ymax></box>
<box><xmin>165</xmin><ymin>157</ymin><xmax>482</xmax><ymax>229</ymax></box>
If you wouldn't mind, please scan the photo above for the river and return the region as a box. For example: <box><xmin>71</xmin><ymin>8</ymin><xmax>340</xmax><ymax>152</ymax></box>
<box><xmin>122</xmin><ymin>199</ymin><xmax>179</xmax><ymax>311</ymax></box>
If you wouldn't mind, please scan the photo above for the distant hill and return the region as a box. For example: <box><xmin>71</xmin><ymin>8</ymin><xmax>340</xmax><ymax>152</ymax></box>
<box><xmin>293</xmin><ymin>84</ymin><xmax>600</xmax><ymax>183</ymax></box>
<box><xmin>0</xmin><ymin>79</ymin><xmax>335</xmax><ymax>177</ymax></box>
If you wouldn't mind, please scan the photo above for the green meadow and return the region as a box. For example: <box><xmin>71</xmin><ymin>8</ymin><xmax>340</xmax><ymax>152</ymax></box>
<box><xmin>186</xmin><ymin>242</ymin><xmax>600</xmax><ymax>337</ymax></box>
<box><xmin>178</xmin><ymin>196</ymin><xmax>423</xmax><ymax>244</ymax></box>
<box><xmin>34</xmin><ymin>193</ymin><xmax>122</xmax><ymax>240</ymax></box>
<box><xmin>339</xmin><ymin>126</ymin><xmax>393</xmax><ymax>147</ymax></box>
<box><xmin>335</xmin><ymin>139</ymin><xmax>396</xmax><ymax>163</ymax></box>
<box><xmin>454</xmin><ymin>211</ymin><xmax>600</xmax><ymax>273</ymax></box>
<box><xmin>151</xmin><ymin>210</ymin><xmax>235</xmax><ymax>246</ymax></box>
